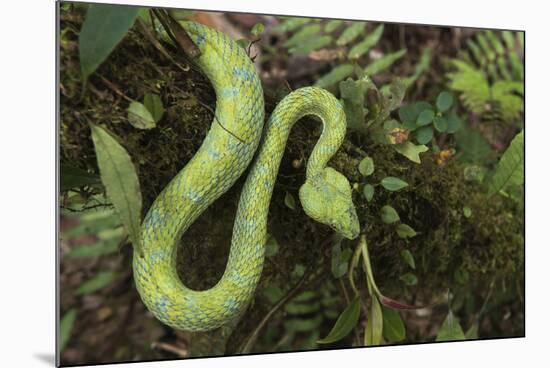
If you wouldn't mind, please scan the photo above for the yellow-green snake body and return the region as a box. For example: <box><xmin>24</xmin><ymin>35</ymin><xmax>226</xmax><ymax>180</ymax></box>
<box><xmin>133</xmin><ymin>21</ymin><xmax>359</xmax><ymax>331</ymax></box>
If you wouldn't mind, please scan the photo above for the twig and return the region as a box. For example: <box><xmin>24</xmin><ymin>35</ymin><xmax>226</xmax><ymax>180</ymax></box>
<box><xmin>97</xmin><ymin>75</ymin><xmax>134</xmax><ymax>103</ymax></box>
<box><xmin>151</xmin><ymin>342</ymin><xmax>188</xmax><ymax>358</ymax></box>
<box><xmin>238</xmin><ymin>271</ymin><xmax>310</xmax><ymax>354</ymax></box>
<box><xmin>152</xmin><ymin>8</ymin><xmax>200</xmax><ymax>58</ymax></box>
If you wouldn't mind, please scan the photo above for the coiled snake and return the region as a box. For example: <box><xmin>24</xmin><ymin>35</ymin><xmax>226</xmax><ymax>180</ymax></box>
<box><xmin>133</xmin><ymin>21</ymin><xmax>360</xmax><ymax>331</ymax></box>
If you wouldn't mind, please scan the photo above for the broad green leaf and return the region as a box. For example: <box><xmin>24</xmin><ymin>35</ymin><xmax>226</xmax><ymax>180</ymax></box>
<box><xmin>488</xmin><ymin>130</ymin><xmax>524</xmax><ymax>196</ymax></box>
<box><xmin>380</xmin><ymin>205</ymin><xmax>400</xmax><ymax>224</ymax></box>
<box><xmin>364</xmin><ymin>296</ymin><xmax>383</xmax><ymax>346</ymax></box>
<box><xmin>433</xmin><ymin>116</ymin><xmax>448</xmax><ymax>133</ymax></box>
<box><xmin>265</xmin><ymin>234</ymin><xmax>279</xmax><ymax>257</ymax></box>
<box><xmin>380</xmin><ymin>177</ymin><xmax>408</xmax><ymax>191</ymax></box>
<box><xmin>284</xmin><ymin>24</ymin><xmax>321</xmax><ymax>47</ymax></box>
<box><xmin>415</xmin><ymin>125</ymin><xmax>434</xmax><ymax>145</ymax></box>
<box><xmin>127</xmin><ymin>101</ymin><xmax>156</xmax><ymax>129</ymax></box>
<box><xmin>416</xmin><ymin>109</ymin><xmax>435</xmax><ymax>127</ymax></box>
<box><xmin>399</xmin><ymin>273</ymin><xmax>417</xmax><ymax>286</ymax></box>
<box><xmin>75</xmin><ymin>271</ymin><xmax>118</xmax><ymax>295</ymax></box>
<box><xmin>316</xmin><ymin>64</ymin><xmax>355</xmax><ymax>88</ymax></box>
<box><xmin>396</xmin><ymin>224</ymin><xmax>417</xmax><ymax>239</ymax></box>
<box><xmin>382</xmin><ymin>306</ymin><xmax>405</xmax><ymax>342</ymax></box>
<box><xmin>317</xmin><ymin>296</ymin><xmax>361</xmax><ymax>344</ymax></box>
<box><xmin>79</xmin><ymin>4</ymin><xmax>140</xmax><ymax>80</ymax></box>
<box><xmin>364</xmin><ymin>49</ymin><xmax>406</xmax><ymax>76</ymax></box>
<box><xmin>67</xmin><ymin>239</ymin><xmax>119</xmax><ymax>258</ymax></box>
<box><xmin>348</xmin><ymin>25</ymin><xmax>384</xmax><ymax>59</ymax></box>
<box><xmin>358</xmin><ymin>156</ymin><xmax>375</xmax><ymax>176</ymax></box>
<box><xmin>393</xmin><ymin>142</ymin><xmax>428</xmax><ymax>164</ymax></box>
<box><xmin>436</xmin><ymin>91</ymin><xmax>454</xmax><ymax>112</ymax></box>
<box><xmin>363</xmin><ymin>184</ymin><xmax>375</xmax><ymax>202</ymax></box>
<box><xmin>436</xmin><ymin>311</ymin><xmax>465</xmax><ymax>341</ymax></box>
<box><xmin>60</xmin><ymin>164</ymin><xmax>101</xmax><ymax>192</ymax></box>
<box><xmin>336</xmin><ymin>22</ymin><xmax>366</xmax><ymax>46</ymax></box>
<box><xmin>90</xmin><ymin>125</ymin><xmax>142</xmax><ymax>252</ymax></box>
<box><xmin>60</xmin><ymin>308</ymin><xmax>77</xmax><ymax>352</ymax></box>
<box><xmin>143</xmin><ymin>93</ymin><xmax>165</xmax><ymax>123</ymax></box>
<box><xmin>284</xmin><ymin>191</ymin><xmax>296</xmax><ymax>210</ymax></box>
<box><xmin>251</xmin><ymin>23</ymin><xmax>265</xmax><ymax>36</ymax></box>
<box><xmin>400</xmin><ymin>249</ymin><xmax>416</xmax><ymax>269</ymax></box>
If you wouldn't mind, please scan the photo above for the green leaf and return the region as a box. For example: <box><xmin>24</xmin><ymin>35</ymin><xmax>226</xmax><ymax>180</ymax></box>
<box><xmin>436</xmin><ymin>311</ymin><xmax>465</xmax><ymax>341</ymax></box>
<box><xmin>325</xmin><ymin>19</ymin><xmax>343</xmax><ymax>33</ymax></box>
<box><xmin>380</xmin><ymin>176</ymin><xmax>408</xmax><ymax>191</ymax></box>
<box><xmin>90</xmin><ymin>125</ymin><xmax>142</xmax><ymax>252</ymax></box>
<box><xmin>463</xmin><ymin>206</ymin><xmax>472</xmax><ymax>218</ymax></box>
<box><xmin>382</xmin><ymin>306</ymin><xmax>405</xmax><ymax>342</ymax></box>
<box><xmin>339</xmin><ymin>78</ymin><xmax>371</xmax><ymax>131</ymax></box>
<box><xmin>127</xmin><ymin>101</ymin><xmax>156</xmax><ymax>129</ymax></box>
<box><xmin>393</xmin><ymin>142</ymin><xmax>429</xmax><ymax>164</ymax></box>
<box><xmin>436</xmin><ymin>91</ymin><xmax>454</xmax><ymax>112</ymax></box>
<box><xmin>363</xmin><ymin>184</ymin><xmax>375</xmax><ymax>202</ymax></box>
<box><xmin>488</xmin><ymin>130</ymin><xmax>524</xmax><ymax>196</ymax></box>
<box><xmin>67</xmin><ymin>239</ymin><xmax>120</xmax><ymax>258</ymax></box>
<box><xmin>143</xmin><ymin>93</ymin><xmax>165</xmax><ymax>123</ymax></box>
<box><xmin>251</xmin><ymin>22</ymin><xmax>265</xmax><ymax>36</ymax></box>
<box><xmin>358</xmin><ymin>156</ymin><xmax>375</xmax><ymax>176</ymax></box>
<box><xmin>398</xmin><ymin>101</ymin><xmax>432</xmax><ymax>125</ymax></box>
<box><xmin>75</xmin><ymin>271</ymin><xmax>118</xmax><ymax>295</ymax></box>
<box><xmin>364</xmin><ymin>49</ymin><xmax>406</xmax><ymax>76</ymax></box>
<box><xmin>400</xmin><ymin>249</ymin><xmax>416</xmax><ymax>269</ymax></box>
<box><xmin>284</xmin><ymin>24</ymin><xmax>321</xmax><ymax>47</ymax></box>
<box><xmin>415</xmin><ymin>125</ymin><xmax>434</xmax><ymax>145</ymax></box>
<box><xmin>336</xmin><ymin>22</ymin><xmax>366</xmax><ymax>46</ymax></box>
<box><xmin>60</xmin><ymin>164</ymin><xmax>101</xmax><ymax>192</ymax></box>
<box><xmin>399</xmin><ymin>273</ymin><xmax>417</xmax><ymax>286</ymax></box>
<box><xmin>79</xmin><ymin>4</ymin><xmax>140</xmax><ymax>80</ymax></box>
<box><xmin>317</xmin><ymin>296</ymin><xmax>361</xmax><ymax>344</ymax></box>
<box><xmin>289</xmin><ymin>35</ymin><xmax>332</xmax><ymax>55</ymax></box>
<box><xmin>433</xmin><ymin>116</ymin><xmax>448</xmax><ymax>133</ymax></box>
<box><xmin>277</xmin><ymin>17</ymin><xmax>312</xmax><ymax>33</ymax></box>
<box><xmin>348</xmin><ymin>25</ymin><xmax>384</xmax><ymax>59</ymax></box>
<box><xmin>285</xmin><ymin>315</ymin><xmax>323</xmax><ymax>332</ymax></box>
<box><xmin>265</xmin><ymin>233</ymin><xmax>279</xmax><ymax>257</ymax></box>
<box><xmin>380</xmin><ymin>205</ymin><xmax>400</xmax><ymax>224</ymax></box>
<box><xmin>365</xmin><ymin>296</ymin><xmax>383</xmax><ymax>346</ymax></box>
<box><xmin>416</xmin><ymin>109</ymin><xmax>435</xmax><ymax>127</ymax></box>
<box><xmin>396</xmin><ymin>224</ymin><xmax>417</xmax><ymax>239</ymax></box>
<box><xmin>284</xmin><ymin>191</ymin><xmax>296</xmax><ymax>210</ymax></box>
<box><xmin>316</xmin><ymin>64</ymin><xmax>355</xmax><ymax>89</ymax></box>
<box><xmin>60</xmin><ymin>308</ymin><xmax>77</xmax><ymax>352</ymax></box>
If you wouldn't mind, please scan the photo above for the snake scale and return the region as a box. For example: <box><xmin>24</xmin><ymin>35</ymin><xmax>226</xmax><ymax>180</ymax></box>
<box><xmin>133</xmin><ymin>21</ymin><xmax>360</xmax><ymax>331</ymax></box>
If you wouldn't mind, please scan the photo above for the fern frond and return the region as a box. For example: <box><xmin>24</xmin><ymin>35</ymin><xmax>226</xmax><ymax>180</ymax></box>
<box><xmin>447</xmin><ymin>60</ymin><xmax>490</xmax><ymax>114</ymax></box>
<box><xmin>491</xmin><ymin>81</ymin><xmax>524</xmax><ymax>123</ymax></box>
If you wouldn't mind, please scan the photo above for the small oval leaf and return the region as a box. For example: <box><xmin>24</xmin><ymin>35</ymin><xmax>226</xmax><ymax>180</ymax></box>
<box><xmin>127</xmin><ymin>101</ymin><xmax>156</xmax><ymax>129</ymax></box>
<box><xmin>396</xmin><ymin>224</ymin><xmax>417</xmax><ymax>239</ymax></box>
<box><xmin>284</xmin><ymin>191</ymin><xmax>296</xmax><ymax>210</ymax></box>
<box><xmin>415</xmin><ymin>125</ymin><xmax>434</xmax><ymax>145</ymax></box>
<box><xmin>416</xmin><ymin>109</ymin><xmax>435</xmax><ymax>127</ymax></box>
<box><xmin>436</xmin><ymin>91</ymin><xmax>454</xmax><ymax>112</ymax></box>
<box><xmin>358</xmin><ymin>156</ymin><xmax>375</xmax><ymax>176</ymax></box>
<box><xmin>363</xmin><ymin>184</ymin><xmax>375</xmax><ymax>202</ymax></box>
<box><xmin>380</xmin><ymin>205</ymin><xmax>400</xmax><ymax>224</ymax></box>
<box><xmin>380</xmin><ymin>177</ymin><xmax>408</xmax><ymax>191</ymax></box>
<box><xmin>317</xmin><ymin>296</ymin><xmax>361</xmax><ymax>344</ymax></box>
<box><xmin>60</xmin><ymin>308</ymin><xmax>78</xmax><ymax>352</ymax></box>
<box><xmin>399</xmin><ymin>273</ymin><xmax>418</xmax><ymax>286</ymax></box>
<box><xmin>75</xmin><ymin>271</ymin><xmax>118</xmax><ymax>295</ymax></box>
<box><xmin>400</xmin><ymin>249</ymin><xmax>416</xmax><ymax>269</ymax></box>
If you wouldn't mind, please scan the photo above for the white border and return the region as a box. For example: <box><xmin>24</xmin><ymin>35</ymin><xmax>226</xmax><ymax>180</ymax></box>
<box><xmin>1</xmin><ymin>0</ymin><xmax>547</xmax><ymax>367</ymax></box>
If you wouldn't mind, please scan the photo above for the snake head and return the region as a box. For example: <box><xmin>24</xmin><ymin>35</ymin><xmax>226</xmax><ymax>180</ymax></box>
<box><xmin>299</xmin><ymin>167</ymin><xmax>360</xmax><ymax>240</ymax></box>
